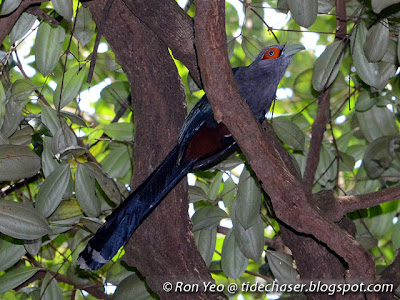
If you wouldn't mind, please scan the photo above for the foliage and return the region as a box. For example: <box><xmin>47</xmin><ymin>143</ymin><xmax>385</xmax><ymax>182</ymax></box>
<box><xmin>0</xmin><ymin>0</ymin><xmax>399</xmax><ymax>299</ymax></box>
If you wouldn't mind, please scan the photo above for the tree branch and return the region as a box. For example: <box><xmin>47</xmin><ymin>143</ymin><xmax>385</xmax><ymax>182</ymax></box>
<box><xmin>26</xmin><ymin>5</ymin><xmax>59</xmax><ymax>26</ymax></box>
<box><xmin>86</xmin><ymin>1</ymin><xmax>223</xmax><ymax>298</ymax></box>
<box><xmin>0</xmin><ymin>0</ymin><xmax>46</xmax><ymax>45</ymax></box>
<box><xmin>86</xmin><ymin>0</ymin><xmax>114</xmax><ymax>84</ymax></box>
<box><xmin>302</xmin><ymin>89</ymin><xmax>330</xmax><ymax>192</ymax></box>
<box><xmin>18</xmin><ymin>256</ymin><xmax>110</xmax><ymax>300</ymax></box>
<box><xmin>121</xmin><ymin>0</ymin><xmax>201</xmax><ymax>86</ymax></box>
<box><xmin>329</xmin><ymin>186</ymin><xmax>400</xmax><ymax>221</ymax></box>
<box><xmin>303</xmin><ymin>0</ymin><xmax>348</xmax><ymax>193</ymax></box>
<box><xmin>194</xmin><ymin>0</ymin><xmax>376</xmax><ymax>285</ymax></box>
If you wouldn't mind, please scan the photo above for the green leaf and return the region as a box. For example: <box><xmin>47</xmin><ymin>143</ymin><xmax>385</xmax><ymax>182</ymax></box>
<box><xmin>101</xmin><ymin>81</ymin><xmax>130</xmax><ymax>103</ymax></box>
<box><xmin>392</xmin><ymin>221</ymin><xmax>400</xmax><ymax>250</ymax></box>
<box><xmin>188</xmin><ymin>186</ymin><xmax>210</xmax><ymax>203</ymax></box>
<box><xmin>0</xmin><ymin>133</ymin><xmax>8</xmax><ymax>145</ymax></box>
<box><xmin>318</xmin><ymin>0</ymin><xmax>334</xmax><ymax>13</ymax></box>
<box><xmin>113</xmin><ymin>274</ymin><xmax>154</xmax><ymax>300</ymax></box>
<box><xmin>34</xmin><ymin>22</ymin><xmax>65</xmax><ymax>76</ymax></box>
<box><xmin>48</xmin><ymin>199</ymin><xmax>82</xmax><ymax>221</ymax></box>
<box><xmin>207</xmin><ymin>172</ymin><xmax>223</xmax><ymax>200</ymax></box>
<box><xmin>0</xmin><ymin>81</ymin><xmax>6</xmax><ymax>130</ymax></box>
<box><xmin>54</xmin><ymin>65</ymin><xmax>87</xmax><ymax>110</ymax></box>
<box><xmin>104</xmin><ymin>122</ymin><xmax>134</xmax><ymax>141</ymax></box>
<box><xmin>51</xmin><ymin>124</ymin><xmax>83</xmax><ymax>159</ymax></box>
<box><xmin>293</xmin><ymin>69</ymin><xmax>316</xmax><ymax>100</ymax></box>
<box><xmin>187</xmin><ymin>73</ymin><xmax>201</xmax><ymax>93</ymax></box>
<box><xmin>40</xmin><ymin>272</ymin><xmax>63</xmax><ymax>300</ymax></box>
<box><xmin>10</xmin><ymin>79</ymin><xmax>37</xmax><ymax>106</ymax></box>
<box><xmin>312</xmin><ymin>40</ymin><xmax>345</xmax><ymax>91</ymax></box>
<box><xmin>0</xmin><ymin>266</ymin><xmax>39</xmax><ymax>293</ymax></box>
<box><xmin>0</xmin><ymin>201</ymin><xmax>50</xmax><ymax>240</ymax></box>
<box><xmin>398</xmin><ymin>30</ymin><xmax>400</xmax><ymax>65</ymax></box>
<box><xmin>0</xmin><ymin>0</ymin><xmax>22</xmax><ymax>16</ymax></box>
<box><xmin>272</xmin><ymin>118</ymin><xmax>305</xmax><ymax>151</ymax></box>
<box><xmin>42</xmin><ymin>137</ymin><xmax>59</xmax><ymax>178</ymax></box>
<box><xmin>221</xmin><ymin>230</ymin><xmax>248</xmax><ymax>279</ymax></box>
<box><xmin>351</xmin><ymin>22</ymin><xmax>396</xmax><ymax>90</ymax></box>
<box><xmin>80</xmin><ymin>217</ymin><xmax>102</xmax><ymax>234</ymax></box>
<box><xmin>9</xmin><ymin>12</ymin><xmax>37</xmax><ymax>44</ymax></box>
<box><xmin>74</xmin><ymin>6</ymin><xmax>96</xmax><ymax>47</ymax></box>
<box><xmin>209</xmin><ymin>153</ymin><xmax>242</xmax><ymax>172</ymax></box>
<box><xmin>356</xmin><ymin>106</ymin><xmax>398</xmax><ymax>142</ymax></box>
<box><xmin>233</xmin><ymin>215</ymin><xmax>264</xmax><ymax>262</ymax></box>
<box><xmin>40</xmin><ymin>104</ymin><xmax>61</xmax><ymax>136</ymax></box>
<box><xmin>84</xmin><ymin>162</ymin><xmax>121</xmax><ymax>204</ymax></box>
<box><xmin>102</xmin><ymin>143</ymin><xmax>131</xmax><ymax>178</ymax></box>
<box><xmin>191</xmin><ymin>206</ymin><xmax>228</xmax><ymax>231</ymax></box>
<box><xmin>222</xmin><ymin>176</ymin><xmax>236</xmax><ymax>211</ymax></box>
<box><xmin>0</xmin><ymin>237</ymin><xmax>26</xmax><ymax>272</ymax></box>
<box><xmin>60</xmin><ymin>110</ymin><xmax>87</xmax><ymax>127</ymax></box>
<box><xmin>277</xmin><ymin>0</ymin><xmax>289</xmax><ymax>13</ymax></box>
<box><xmin>363</xmin><ymin>136</ymin><xmax>393</xmax><ymax>178</ymax></box>
<box><xmin>106</xmin><ymin>262</ymin><xmax>135</xmax><ymax>285</ymax></box>
<box><xmin>351</xmin><ymin>22</ymin><xmax>377</xmax><ymax>87</ymax></box>
<box><xmin>227</xmin><ymin>37</ymin><xmax>236</xmax><ymax>59</ymax></box>
<box><xmin>338</xmin><ymin>152</ymin><xmax>355</xmax><ymax>172</ymax></box>
<box><xmin>355</xmin><ymin>91</ymin><xmax>375</xmax><ymax>112</ymax></box>
<box><xmin>287</xmin><ymin>0</ymin><xmax>318</xmax><ymax>28</ymax></box>
<box><xmin>376</xmin><ymin>62</ymin><xmax>397</xmax><ymax>90</ymax></box>
<box><xmin>266</xmin><ymin>250</ymin><xmax>298</xmax><ymax>283</ymax></box>
<box><xmin>363</xmin><ymin>19</ymin><xmax>389</xmax><ymax>63</ymax></box>
<box><xmin>75</xmin><ymin>164</ymin><xmax>101</xmax><ymax>217</ymax></box>
<box><xmin>9</xmin><ymin>126</ymin><xmax>33</xmax><ymax>146</ymax></box>
<box><xmin>24</xmin><ymin>238</ymin><xmax>42</xmax><ymax>256</ymax></box>
<box><xmin>36</xmin><ymin>164</ymin><xmax>71</xmax><ymax>217</ymax></box>
<box><xmin>100</xmin><ymin>81</ymin><xmax>131</xmax><ymax>116</ymax></box>
<box><xmin>315</xmin><ymin>144</ymin><xmax>336</xmax><ymax>186</ymax></box>
<box><xmin>52</xmin><ymin>0</ymin><xmax>73</xmax><ymax>21</ymax></box>
<box><xmin>193</xmin><ymin>227</ymin><xmax>217</xmax><ymax>267</ymax></box>
<box><xmin>242</xmin><ymin>36</ymin><xmax>264</xmax><ymax>61</ymax></box>
<box><xmin>365</xmin><ymin>200</ymin><xmax>398</xmax><ymax>238</ymax></box>
<box><xmin>0</xmin><ymin>144</ymin><xmax>41</xmax><ymax>181</ymax></box>
<box><xmin>388</xmin><ymin>135</ymin><xmax>400</xmax><ymax>159</ymax></box>
<box><xmin>1</xmin><ymin>98</ymin><xmax>22</xmax><ymax>138</ymax></box>
<box><xmin>371</xmin><ymin>0</ymin><xmax>400</xmax><ymax>13</ymax></box>
<box><xmin>94</xmin><ymin>52</ymin><xmax>121</xmax><ymax>72</ymax></box>
<box><xmin>233</xmin><ymin>167</ymin><xmax>262</xmax><ymax>229</ymax></box>
<box><xmin>382</xmin><ymin>39</ymin><xmax>398</xmax><ymax>64</ymax></box>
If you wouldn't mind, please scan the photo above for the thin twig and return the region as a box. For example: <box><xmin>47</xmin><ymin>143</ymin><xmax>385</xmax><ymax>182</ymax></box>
<box><xmin>87</xmin><ymin>0</ymin><xmax>115</xmax><ymax>84</ymax></box>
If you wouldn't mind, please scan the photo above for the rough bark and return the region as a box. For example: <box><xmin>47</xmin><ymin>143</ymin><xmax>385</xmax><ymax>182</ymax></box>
<box><xmin>193</xmin><ymin>2</ymin><xmax>376</xmax><ymax>300</ymax></box>
<box><xmin>86</xmin><ymin>1</ymin><xmax>223</xmax><ymax>299</ymax></box>
<box><xmin>121</xmin><ymin>0</ymin><xmax>201</xmax><ymax>86</ymax></box>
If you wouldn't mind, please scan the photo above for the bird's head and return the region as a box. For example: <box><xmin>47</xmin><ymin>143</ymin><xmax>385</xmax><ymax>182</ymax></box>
<box><xmin>250</xmin><ymin>44</ymin><xmax>305</xmax><ymax>78</ymax></box>
<box><xmin>235</xmin><ymin>44</ymin><xmax>304</xmax><ymax>121</ymax></box>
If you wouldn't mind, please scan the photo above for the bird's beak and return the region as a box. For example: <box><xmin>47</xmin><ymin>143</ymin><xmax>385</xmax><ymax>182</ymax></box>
<box><xmin>283</xmin><ymin>44</ymin><xmax>305</xmax><ymax>56</ymax></box>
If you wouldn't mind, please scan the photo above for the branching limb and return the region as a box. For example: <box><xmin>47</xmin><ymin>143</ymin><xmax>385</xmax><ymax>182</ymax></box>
<box><xmin>194</xmin><ymin>0</ymin><xmax>376</xmax><ymax>286</ymax></box>
<box><xmin>121</xmin><ymin>0</ymin><xmax>201</xmax><ymax>86</ymax></box>
<box><xmin>302</xmin><ymin>89</ymin><xmax>330</xmax><ymax>192</ymax></box>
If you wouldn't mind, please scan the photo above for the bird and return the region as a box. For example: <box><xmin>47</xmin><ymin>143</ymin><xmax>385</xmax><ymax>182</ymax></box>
<box><xmin>78</xmin><ymin>44</ymin><xmax>304</xmax><ymax>270</ymax></box>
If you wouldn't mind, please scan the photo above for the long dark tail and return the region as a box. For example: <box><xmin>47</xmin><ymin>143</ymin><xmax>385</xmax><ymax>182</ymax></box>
<box><xmin>78</xmin><ymin>145</ymin><xmax>193</xmax><ymax>270</ymax></box>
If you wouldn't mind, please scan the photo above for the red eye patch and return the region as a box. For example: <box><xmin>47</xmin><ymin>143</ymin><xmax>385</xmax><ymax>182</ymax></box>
<box><xmin>262</xmin><ymin>47</ymin><xmax>281</xmax><ymax>60</ymax></box>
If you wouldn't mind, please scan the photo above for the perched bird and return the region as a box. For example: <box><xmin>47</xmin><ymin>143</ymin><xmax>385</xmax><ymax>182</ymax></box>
<box><xmin>78</xmin><ymin>44</ymin><xmax>304</xmax><ymax>270</ymax></box>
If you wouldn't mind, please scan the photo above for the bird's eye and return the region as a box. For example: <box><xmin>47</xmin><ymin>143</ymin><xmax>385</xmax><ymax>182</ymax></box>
<box><xmin>262</xmin><ymin>47</ymin><xmax>281</xmax><ymax>60</ymax></box>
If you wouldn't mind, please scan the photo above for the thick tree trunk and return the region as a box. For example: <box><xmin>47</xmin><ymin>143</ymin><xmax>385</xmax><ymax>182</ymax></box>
<box><xmin>86</xmin><ymin>1</ymin><xmax>224</xmax><ymax>299</ymax></box>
